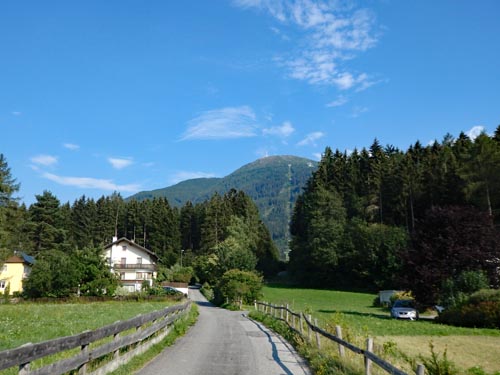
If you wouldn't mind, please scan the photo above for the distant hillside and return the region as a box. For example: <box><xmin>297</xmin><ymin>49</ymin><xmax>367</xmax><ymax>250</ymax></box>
<box><xmin>128</xmin><ymin>155</ymin><xmax>317</xmax><ymax>259</ymax></box>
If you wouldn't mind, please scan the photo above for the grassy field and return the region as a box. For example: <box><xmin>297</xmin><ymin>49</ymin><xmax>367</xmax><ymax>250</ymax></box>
<box><xmin>0</xmin><ymin>299</ymin><xmax>180</xmax><ymax>351</ymax></box>
<box><xmin>261</xmin><ymin>284</ymin><xmax>500</xmax><ymax>373</ymax></box>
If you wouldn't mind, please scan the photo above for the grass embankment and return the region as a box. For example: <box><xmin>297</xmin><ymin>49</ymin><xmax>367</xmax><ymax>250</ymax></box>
<box><xmin>0</xmin><ymin>298</ymin><xmax>197</xmax><ymax>375</ymax></box>
<box><xmin>260</xmin><ymin>284</ymin><xmax>500</xmax><ymax>374</ymax></box>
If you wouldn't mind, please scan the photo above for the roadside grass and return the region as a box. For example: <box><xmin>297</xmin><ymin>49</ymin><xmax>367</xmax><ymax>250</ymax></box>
<box><xmin>249</xmin><ymin>310</ymin><xmax>365</xmax><ymax>375</ymax></box>
<box><xmin>261</xmin><ymin>284</ymin><xmax>500</xmax><ymax>374</ymax></box>
<box><xmin>0</xmin><ymin>298</ymin><xmax>195</xmax><ymax>375</ymax></box>
<box><xmin>109</xmin><ymin>304</ymin><xmax>199</xmax><ymax>375</ymax></box>
<box><xmin>0</xmin><ymin>299</ymin><xmax>181</xmax><ymax>350</ymax></box>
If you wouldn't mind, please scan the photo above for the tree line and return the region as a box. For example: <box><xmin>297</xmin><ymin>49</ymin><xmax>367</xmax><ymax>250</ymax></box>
<box><xmin>289</xmin><ymin>128</ymin><xmax>500</xmax><ymax>305</ymax></box>
<box><xmin>0</xmin><ymin>155</ymin><xmax>279</xmax><ymax>297</ymax></box>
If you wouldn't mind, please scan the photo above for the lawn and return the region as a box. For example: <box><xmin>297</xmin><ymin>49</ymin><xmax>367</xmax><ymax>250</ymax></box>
<box><xmin>0</xmin><ymin>299</ymin><xmax>179</xmax><ymax>351</ymax></box>
<box><xmin>261</xmin><ymin>284</ymin><xmax>500</xmax><ymax>373</ymax></box>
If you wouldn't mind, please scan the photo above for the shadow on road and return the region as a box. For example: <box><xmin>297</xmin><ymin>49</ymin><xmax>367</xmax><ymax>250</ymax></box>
<box><xmin>195</xmin><ymin>301</ymin><xmax>215</xmax><ymax>308</ymax></box>
<box><xmin>247</xmin><ymin>318</ymin><xmax>296</xmax><ymax>375</ymax></box>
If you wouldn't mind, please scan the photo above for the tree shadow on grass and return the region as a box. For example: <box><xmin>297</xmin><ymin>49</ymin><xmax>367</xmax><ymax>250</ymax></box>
<box><xmin>318</xmin><ymin>309</ymin><xmax>391</xmax><ymax>320</ymax></box>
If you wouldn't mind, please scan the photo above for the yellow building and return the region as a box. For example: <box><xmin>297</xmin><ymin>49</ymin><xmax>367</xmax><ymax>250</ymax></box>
<box><xmin>0</xmin><ymin>253</ymin><xmax>35</xmax><ymax>295</ymax></box>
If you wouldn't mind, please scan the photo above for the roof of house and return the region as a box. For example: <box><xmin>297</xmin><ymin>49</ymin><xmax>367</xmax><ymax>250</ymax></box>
<box><xmin>104</xmin><ymin>237</ymin><xmax>159</xmax><ymax>260</ymax></box>
<box><xmin>4</xmin><ymin>252</ymin><xmax>35</xmax><ymax>265</ymax></box>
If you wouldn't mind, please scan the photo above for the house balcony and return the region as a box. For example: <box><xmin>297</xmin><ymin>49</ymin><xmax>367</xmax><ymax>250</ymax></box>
<box><xmin>113</xmin><ymin>263</ymin><xmax>156</xmax><ymax>271</ymax></box>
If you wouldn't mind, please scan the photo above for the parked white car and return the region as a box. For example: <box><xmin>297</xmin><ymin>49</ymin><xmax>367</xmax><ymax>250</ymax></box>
<box><xmin>390</xmin><ymin>299</ymin><xmax>419</xmax><ymax>320</ymax></box>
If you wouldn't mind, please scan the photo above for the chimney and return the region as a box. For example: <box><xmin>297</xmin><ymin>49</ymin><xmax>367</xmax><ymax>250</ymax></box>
<box><xmin>112</xmin><ymin>236</ymin><xmax>118</xmax><ymax>243</ymax></box>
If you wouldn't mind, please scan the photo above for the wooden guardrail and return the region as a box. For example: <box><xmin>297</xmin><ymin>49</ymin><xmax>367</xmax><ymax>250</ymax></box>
<box><xmin>0</xmin><ymin>301</ymin><xmax>191</xmax><ymax>375</ymax></box>
<box><xmin>255</xmin><ymin>301</ymin><xmax>425</xmax><ymax>375</ymax></box>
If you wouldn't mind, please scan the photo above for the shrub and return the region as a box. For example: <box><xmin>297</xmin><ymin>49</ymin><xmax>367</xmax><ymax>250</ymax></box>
<box><xmin>438</xmin><ymin>289</ymin><xmax>500</xmax><ymax>328</ymax></box>
<box><xmin>216</xmin><ymin>269</ymin><xmax>262</xmax><ymax>306</ymax></box>
<box><xmin>418</xmin><ymin>343</ymin><xmax>458</xmax><ymax>375</ymax></box>
<box><xmin>200</xmin><ymin>282</ymin><xmax>214</xmax><ymax>301</ymax></box>
<box><xmin>440</xmin><ymin>270</ymin><xmax>489</xmax><ymax>308</ymax></box>
<box><xmin>389</xmin><ymin>290</ymin><xmax>414</xmax><ymax>306</ymax></box>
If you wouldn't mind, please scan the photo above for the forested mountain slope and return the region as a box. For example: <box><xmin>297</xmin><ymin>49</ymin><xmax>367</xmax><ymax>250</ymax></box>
<box><xmin>128</xmin><ymin>155</ymin><xmax>317</xmax><ymax>258</ymax></box>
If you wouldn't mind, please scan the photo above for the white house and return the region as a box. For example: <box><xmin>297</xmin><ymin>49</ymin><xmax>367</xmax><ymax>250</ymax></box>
<box><xmin>104</xmin><ymin>237</ymin><xmax>159</xmax><ymax>292</ymax></box>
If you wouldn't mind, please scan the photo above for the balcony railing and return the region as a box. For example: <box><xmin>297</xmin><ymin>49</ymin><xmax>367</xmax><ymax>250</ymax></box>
<box><xmin>113</xmin><ymin>263</ymin><xmax>156</xmax><ymax>271</ymax></box>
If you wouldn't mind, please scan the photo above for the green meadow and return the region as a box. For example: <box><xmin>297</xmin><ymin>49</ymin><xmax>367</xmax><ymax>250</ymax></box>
<box><xmin>0</xmin><ymin>299</ymin><xmax>177</xmax><ymax>351</ymax></box>
<box><xmin>261</xmin><ymin>284</ymin><xmax>500</xmax><ymax>373</ymax></box>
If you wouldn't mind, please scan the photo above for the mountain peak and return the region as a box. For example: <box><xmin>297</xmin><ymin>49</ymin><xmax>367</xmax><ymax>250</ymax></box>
<box><xmin>128</xmin><ymin>155</ymin><xmax>317</xmax><ymax>258</ymax></box>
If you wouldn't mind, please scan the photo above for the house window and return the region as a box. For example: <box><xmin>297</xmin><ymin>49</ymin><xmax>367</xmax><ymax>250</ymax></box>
<box><xmin>121</xmin><ymin>258</ymin><xmax>126</xmax><ymax>265</ymax></box>
<box><xmin>145</xmin><ymin>273</ymin><xmax>152</xmax><ymax>280</ymax></box>
<box><xmin>136</xmin><ymin>272</ymin><xmax>144</xmax><ymax>280</ymax></box>
<box><xmin>122</xmin><ymin>245</ymin><xmax>127</xmax><ymax>251</ymax></box>
<box><xmin>120</xmin><ymin>273</ymin><xmax>126</xmax><ymax>280</ymax></box>
<box><xmin>137</xmin><ymin>257</ymin><xmax>142</xmax><ymax>264</ymax></box>
<box><xmin>1</xmin><ymin>265</ymin><xmax>7</xmax><ymax>272</ymax></box>
<box><xmin>0</xmin><ymin>280</ymin><xmax>6</xmax><ymax>289</ymax></box>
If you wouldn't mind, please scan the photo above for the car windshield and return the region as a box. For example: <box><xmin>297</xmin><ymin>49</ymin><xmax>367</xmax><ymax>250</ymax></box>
<box><xmin>393</xmin><ymin>300</ymin><xmax>415</xmax><ymax>308</ymax></box>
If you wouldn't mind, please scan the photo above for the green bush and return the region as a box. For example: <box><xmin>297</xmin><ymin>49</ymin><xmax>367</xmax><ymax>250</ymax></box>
<box><xmin>419</xmin><ymin>343</ymin><xmax>458</xmax><ymax>375</ymax></box>
<box><xmin>389</xmin><ymin>290</ymin><xmax>414</xmax><ymax>306</ymax></box>
<box><xmin>216</xmin><ymin>269</ymin><xmax>262</xmax><ymax>306</ymax></box>
<box><xmin>200</xmin><ymin>282</ymin><xmax>214</xmax><ymax>301</ymax></box>
<box><xmin>440</xmin><ymin>270</ymin><xmax>489</xmax><ymax>308</ymax></box>
<box><xmin>438</xmin><ymin>289</ymin><xmax>500</xmax><ymax>328</ymax></box>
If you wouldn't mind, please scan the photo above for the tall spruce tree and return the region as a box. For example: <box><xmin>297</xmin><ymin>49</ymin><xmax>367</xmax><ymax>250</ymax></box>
<box><xmin>0</xmin><ymin>154</ymin><xmax>21</xmax><ymax>260</ymax></box>
<box><xmin>28</xmin><ymin>191</ymin><xmax>68</xmax><ymax>255</ymax></box>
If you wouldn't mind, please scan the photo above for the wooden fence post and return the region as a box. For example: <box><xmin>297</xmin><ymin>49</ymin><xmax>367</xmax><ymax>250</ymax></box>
<box><xmin>254</xmin><ymin>300</ymin><xmax>257</xmax><ymax>311</ymax></box>
<box><xmin>307</xmin><ymin>314</ymin><xmax>312</xmax><ymax>341</ymax></box>
<box><xmin>299</xmin><ymin>314</ymin><xmax>304</xmax><ymax>335</ymax></box>
<box><xmin>113</xmin><ymin>332</ymin><xmax>121</xmax><ymax>360</ymax></box>
<box><xmin>314</xmin><ymin>318</ymin><xmax>321</xmax><ymax>349</ymax></box>
<box><xmin>280</xmin><ymin>305</ymin><xmax>284</xmax><ymax>320</ymax></box>
<box><xmin>416</xmin><ymin>364</ymin><xmax>425</xmax><ymax>375</ymax></box>
<box><xmin>78</xmin><ymin>343</ymin><xmax>89</xmax><ymax>375</ymax></box>
<box><xmin>286</xmin><ymin>304</ymin><xmax>289</xmax><ymax>324</ymax></box>
<box><xmin>335</xmin><ymin>325</ymin><xmax>345</xmax><ymax>357</ymax></box>
<box><xmin>365</xmin><ymin>337</ymin><xmax>373</xmax><ymax>375</ymax></box>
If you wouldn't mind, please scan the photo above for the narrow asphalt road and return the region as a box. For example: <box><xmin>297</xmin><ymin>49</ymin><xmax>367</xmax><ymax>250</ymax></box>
<box><xmin>136</xmin><ymin>288</ymin><xmax>311</xmax><ymax>375</ymax></box>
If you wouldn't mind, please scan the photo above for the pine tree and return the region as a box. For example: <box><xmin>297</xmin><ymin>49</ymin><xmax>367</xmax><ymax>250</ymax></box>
<box><xmin>28</xmin><ymin>191</ymin><xmax>68</xmax><ymax>255</ymax></box>
<box><xmin>0</xmin><ymin>154</ymin><xmax>21</xmax><ymax>260</ymax></box>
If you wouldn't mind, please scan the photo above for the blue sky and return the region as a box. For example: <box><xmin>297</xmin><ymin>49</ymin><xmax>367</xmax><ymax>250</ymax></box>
<box><xmin>1</xmin><ymin>0</ymin><xmax>499</xmax><ymax>205</ymax></box>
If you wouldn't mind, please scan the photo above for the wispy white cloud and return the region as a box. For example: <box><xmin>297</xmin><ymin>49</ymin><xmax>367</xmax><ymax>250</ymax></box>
<box><xmin>326</xmin><ymin>95</ymin><xmax>348</xmax><ymax>107</ymax></box>
<box><xmin>350</xmin><ymin>106</ymin><xmax>369</xmax><ymax>118</ymax></box>
<box><xmin>181</xmin><ymin>106</ymin><xmax>258</xmax><ymax>140</ymax></box>
<box><xmin>270</xmin><ymin>26</ymin><xmax>290</xmax><ymax>41</ymax></box>
<box><xmin>11</xmin><ymin>111</ymin><xmax>22</xmax><ymax>116</ymax></box>
<box><xmin>297</xmin><ymin>131</ymin><xmax>325</xmax><ymax>146</ymax></box>
<box><xmin>170</xmin><ymin>171</ymin><xmax>217</xmax><ymax>185</ymax></box>
<box><xmin>466</xmin><ymin>125</ymin><xmax>485</xmax><ymax>140</ymax></box>
<box><xmin>234</xmin><ymin>0</ymin><xmax>380</xmax><ymax>91</ymax></box>
<box><xmin>108</xmin><ymin>157</ymin><xmax>133</xmax><ymax>170</ymax></box>
<box><xmin>42</xmin><ymin>172</ymin><xmax>140</xmax><ymax>192</ymax></box>
<box><xmin>31</xmin><ymin>154</ymin><xmax>58</xmax><ymax>167</ymax></box>
<box><xmin>63</xmin><ymin>143</ymin><xmax>80</xmax><ymax>151</ymax></box>
<box><xmin>262</xmin><ymin>121</ymin><xmax>295</xmax><ymax>138</ymax></box>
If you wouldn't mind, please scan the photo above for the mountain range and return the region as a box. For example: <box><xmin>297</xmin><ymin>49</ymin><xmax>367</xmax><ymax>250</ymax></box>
<box><xmin>128</xmin><ymin>155</ymin><xmax>317</xmax><ymax>259</ymax></box>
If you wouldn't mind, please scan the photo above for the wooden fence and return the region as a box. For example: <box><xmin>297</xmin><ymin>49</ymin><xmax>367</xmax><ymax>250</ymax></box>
<box><xmin>0</xmin><ymin>301</ymin><xmax>191</xmax><ymax>375</ymax></box>
<box><xmin>255</xmin><ymin>301</ymin><xmax>425</xmax><ymax>375</ymax></box>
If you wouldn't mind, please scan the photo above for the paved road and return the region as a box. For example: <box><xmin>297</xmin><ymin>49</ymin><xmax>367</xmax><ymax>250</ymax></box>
<box><xmin>136</xmin><ymin>288</ymin><xmax>311</xmax><ymax>375</ymax></box>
